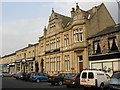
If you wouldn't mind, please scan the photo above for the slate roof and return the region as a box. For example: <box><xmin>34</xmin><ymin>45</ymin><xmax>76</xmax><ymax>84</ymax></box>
<box><xmin>53</xmin><ymin>12</ymin><xmax>71</xmax><ymax>28</ymax></box>
<box><xmin>87</xmin><ymin>24</ymin><xmax>120</xmax><ymax>40</ymax></box>
<box><xmin>54</xmin><ymin>3</ymin><xmax>103</xmax><ymax>28</ymax></box>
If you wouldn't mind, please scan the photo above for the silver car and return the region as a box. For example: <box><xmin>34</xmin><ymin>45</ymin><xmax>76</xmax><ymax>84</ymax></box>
<box><xmin>109</xmin><ymin>72</ymin><xmax>120</xmax><ymax>90</ymax></box>
<box><xmin>0</xmin><ymin>72</ymin><xmax>11</xmax><ymax>77</ymax></box>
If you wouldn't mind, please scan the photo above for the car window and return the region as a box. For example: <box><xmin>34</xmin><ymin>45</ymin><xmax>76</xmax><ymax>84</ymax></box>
<box><xmin>88</xmin><ymin>72</ymin><xmax>94</xmax><ymax>79</ymax></box>
<box><xmin>53</xmin><ymin>74</ymin><xmax>59</xmax><ymax>76</ymax></box>
<box><xmin>65</xmin><ymin>73</ymin><xmax>76</xmax><ymax>78</ymax></box>
<box><xmin>77</xmin><ymin>74</ymin><xmax>80</xmax><ymax>78</ymax></box>
<box><xmin>112</xmin><ymin>72</ymin><xmax>120</xmax><ymax>79</ymax></box>
<box><xmin>82</xmin><ymin>72</ymin><xmax>87</xmax><ymax>78</ymax></box>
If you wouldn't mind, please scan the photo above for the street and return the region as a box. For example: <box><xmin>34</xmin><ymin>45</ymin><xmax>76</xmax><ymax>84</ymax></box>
<box><xmin>1</xmin><ymin>77</ymin><xmax>110</xmax><ymax>90</ymax></box>
<box><xmin>2</xmin><ymin>77</ymin><xmax>82</xmax><ymax>89</ymax></box>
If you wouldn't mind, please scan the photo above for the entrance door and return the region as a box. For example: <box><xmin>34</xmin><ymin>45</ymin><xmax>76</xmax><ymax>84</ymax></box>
<box><xmin>41</xmin><ymin>59</ymin><xmax>44</xmax><ymax>73</ymax></box>
<box><xmin>78</xmin><ymin>55</ymin><xmax>83</xmax><ymax>72</ymax></box>
<box><xmin>79</xmin><ymin>62</ymin><xmax>83</xmax><ymax>72</ymax></box>
<box><xmin>35</xmin><ymin>62</ymin><xmax>39</xmax><ymax>72</ymax></box>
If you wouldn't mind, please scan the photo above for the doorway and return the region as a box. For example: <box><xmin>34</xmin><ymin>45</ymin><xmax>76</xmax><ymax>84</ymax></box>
<box><xmin>79</xmin><ymin>62</ymin><xmax>83</xmax><ymax>72</ymax></box>
<box><xmin>35</xmin><ymin>62</ymin><xmax>39</xmax><ymax>72</ymax></box>
<box><xmin>41</xmin><ymin>59</ymin><xmax>44</xmax><ymax>73</ymax></box>
<box><xmin>78</xmin><ymin>55</ymin><xmax>83</xmax><ymax>72</ymax></box>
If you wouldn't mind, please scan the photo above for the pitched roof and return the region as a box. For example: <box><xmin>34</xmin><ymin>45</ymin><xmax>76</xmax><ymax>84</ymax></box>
<box><xmin>54</xmin><ymin>12</ymin><xmax>72</xmax><ymax>28</ymax></box>
<box><xmin>85</xmin><ymin>3</ymin><xmax>102</xmax><ymax>20</ymax></box>
<box><xmin>87</xmin><ymin>24</ymin><xmax>120</xmax><ymax>39</ymax></box>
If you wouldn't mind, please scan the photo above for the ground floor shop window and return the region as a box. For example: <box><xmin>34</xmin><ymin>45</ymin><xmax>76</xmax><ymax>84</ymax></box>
<box><xmin>29</xmin><ymin>62</ymin><xmax>33</xmax><ymax>71</ymax></box>
<box><xmin>91</xmin><ymin>60</ymin><xmax>120</xmax><ymax>77</ymax></box>
<box><xmin>16</xmin><ymin>63</ymin><xmax>20</xmax><ymax>71</ymax></box>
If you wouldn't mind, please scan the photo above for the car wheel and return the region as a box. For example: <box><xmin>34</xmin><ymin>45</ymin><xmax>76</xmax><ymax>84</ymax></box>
<box><xmin>100</xmin><ymin>83</ymin><xmax>104</xmax><ymax>90</ymax></box>
<box><xmin>58</xmin><ymin>81</ymin><xmax>63</xmax><ymax>86</ymax></box>
<box><xmin>74</xmin><ymin>83</ymin><xmax>79</xmax><ymax>87</ymax></box>
<box><xmin>36</xmin><ymin>79</ymin><xmax>40</xmax><ymax>83</ymax></box>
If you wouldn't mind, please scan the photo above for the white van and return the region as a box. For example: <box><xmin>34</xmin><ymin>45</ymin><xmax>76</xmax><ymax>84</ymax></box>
<box><xmin>80</xmin><ymin>70</ymin><xmax>110</xmax><ymax>90</ymax></box>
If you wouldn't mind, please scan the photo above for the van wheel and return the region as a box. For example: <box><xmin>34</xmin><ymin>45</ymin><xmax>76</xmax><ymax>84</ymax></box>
<box><xmin>100</xmin><ymin>83</ymin><xmax>104</xmax><ymax>90</ymax></box>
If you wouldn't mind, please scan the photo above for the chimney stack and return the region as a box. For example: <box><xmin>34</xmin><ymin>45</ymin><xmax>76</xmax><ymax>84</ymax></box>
<box><xmin>71</xmin><ymin>7</ymin><xmax>75</xmax><ymax>18</ymax></box>
<box><xmin>76</xmin><ymin>3</ymin><xmax>79</xmax><ymax>10</ymax></box>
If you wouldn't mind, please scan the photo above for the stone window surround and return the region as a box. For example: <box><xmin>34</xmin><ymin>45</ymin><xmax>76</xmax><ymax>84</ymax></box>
<box><xmin>73</xmin><ymin>27</ymin><xmax>83</xmax><ymax>42</ymax></box>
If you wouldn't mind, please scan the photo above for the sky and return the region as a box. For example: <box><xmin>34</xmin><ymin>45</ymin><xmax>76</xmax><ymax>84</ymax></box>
<box><xmin>0</xmin><ymin>0</ymin><xmax>120</xmax><ymax>56</ymax></box>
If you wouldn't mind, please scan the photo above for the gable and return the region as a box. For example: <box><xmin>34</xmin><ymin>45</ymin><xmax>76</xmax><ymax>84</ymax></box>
<box><xmin>87</xmin><ymin>3</ymin><xmax>116</xmax><ymax>38</ymax></box>
<box><xmin>45</xmin><ymin>9</ymin><xmax>71</xmax><ymax>36</ymax></box>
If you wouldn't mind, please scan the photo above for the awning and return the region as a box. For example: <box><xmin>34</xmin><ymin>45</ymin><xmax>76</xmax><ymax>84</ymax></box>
<box><xmin>21</xmin><ymin>59</ymin><xmax>26</xmax><ymax>62</ymax></box>
<box><xmin>9</xmin><ymin>63</ymin><xmax>15</xmax><ymax>66</ymax></box>
<box><xmin>15</xmin><ymin>60</ymin><xmax>21</xmax><ymax>63</ymax></box>
<box><xmin>26</xmin><ymin>57</ymin><xmax>35</xmax><ymax>61</ymax></box>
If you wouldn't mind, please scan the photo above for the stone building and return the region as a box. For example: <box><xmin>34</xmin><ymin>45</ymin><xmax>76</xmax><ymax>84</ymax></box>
<box><xmin>15</xmin><ymin>43</ymin><xmax>39</xmax><ymax>73</ymax></box>
<box><xmin>87</xmin><ymin>24</ymin><xmax>120</xmax><ymax>77</ymax></box>
<box><xmin>37</xmin><ymin>3</ymin><xmax>115</xmax><ymax>75</ymax></box>
<box><xmin>0</xmin><ymin>3</ymin><xmax>116</xmax><ymax>75</ymax></box>
<box><xmin>1</xmin><ymin>53</ymin><xmax>16</xmax><ymax>73</ymax></box>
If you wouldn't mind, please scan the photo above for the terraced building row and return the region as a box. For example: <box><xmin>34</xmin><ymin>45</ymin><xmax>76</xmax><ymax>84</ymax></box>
<box><xmin>1</xmin><ymin>3</ymin><xmax>119</xmax><ymax>76</ymax></box>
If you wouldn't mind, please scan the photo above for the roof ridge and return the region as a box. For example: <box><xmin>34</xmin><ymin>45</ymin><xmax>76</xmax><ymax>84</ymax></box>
<box><xmin>54</xmin><ymin>12</ymin><xmax>71</xmax><ymax>19</ymax></box>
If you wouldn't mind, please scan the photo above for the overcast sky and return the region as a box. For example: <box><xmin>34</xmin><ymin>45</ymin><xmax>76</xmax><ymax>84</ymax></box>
<box><xmin>0</xmin><ymin>0</ymin><xmax>120</xmax><ymax>56</ymax></box>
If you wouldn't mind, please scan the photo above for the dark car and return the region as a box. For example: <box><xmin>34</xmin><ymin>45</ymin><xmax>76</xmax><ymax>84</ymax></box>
<box><xmin>63</xmin><ymin>73</ymin><xmax>80</xmax><ymax>88</ymax></box>
<box><xmin>14</xmin><ymin>72</ymin><xmax>27</xmax><ymax>79</ymax></box>
<box><xmin>48</xmin><ymin>73</ymin><xmax>67</xmax><ymax>86</ymax></box>
<box><xmin>11</xmin><ymin>73</ymin><xmax>16</xmax><ymax>78</ymax></box>
<box><xmin>13</xmin><ymin>72</ymin><xmax>20</xmax><ymax>79</ymax></box>
<box><xmin>109</xmin><ymin>72</ymin><xmax>120</xmax><ymax>90</ymax></box>
<box><xmin>24</xmin><ymin>72</ymin><xmax>33</xmax><ymax>81</ymax></box>
<box><xmin>29</xmin><ymin>72</ymin><xmax>49</xmax><ymax>83</ymax></box>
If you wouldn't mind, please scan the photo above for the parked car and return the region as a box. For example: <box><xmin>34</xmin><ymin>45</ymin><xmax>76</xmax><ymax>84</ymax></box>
<box><xmin>24</xmin><ymin>72</ymin><xmax>33</xmax><ymax>81</ymax></box>
<box><xmin>109</xmin><ymin>71</ymin><xmax>120</xmax><ymax>90</ymax></box>
<box><xmin>11</xmin><ymin>73</ymin><xmax>16</xmax><ymax>78</ymax></box>
<box><xmin>0</xmin><ymin>72</ymin><xmax>12</xmax><ymax>77</ymax></box>
<box><xmin>29</xmin><ymin>72</ymin><xmax>49</xmax><ymax>83</ymax></box>
<box><xmin>63</xmin><ymin>73</ymin><xmax>80</xmax><ymax>88</ymax></box>
<box><xmin>48</xmin><ymin>73</ymin><xmax>67</xmax><ymax>86</ymax></box>
<box><xmin>14</xmin><ymin>72</ymin><xmax>27</xmax><ymax>79</ymax></box>
<box><xmin>0</xmin><ymin>71</ymin><xmax>2</xmax><ymax>77</ymax></box>
<box><xmin>80</xmin><ymin>70</ymin><xmax>110</xmax><ymax>90</ymax></box>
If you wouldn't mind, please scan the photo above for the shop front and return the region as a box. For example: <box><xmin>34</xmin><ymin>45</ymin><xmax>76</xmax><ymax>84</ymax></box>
<box><xmin>23</xmin><ymin>57</ymin><xmax>35</xmax><ymax>72</ymax></box>
<box><xmin>2</xmin><ymin>64</ymin><xmax>8</xmax><ymax>72</ymax></box>
<box><xmin>15</xmin><ymin>60</ymin><xmax>21</xmax><ymax>73</ymax></box>
<box><xmin>9</xmin><ymin>62</ymin><xmax>15</xmax><ymax>74</ymax></box>
<box><xmin>89</xmin><ymin>52</ymin><xmax>120</xmax><ymax>77</ymax></box>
